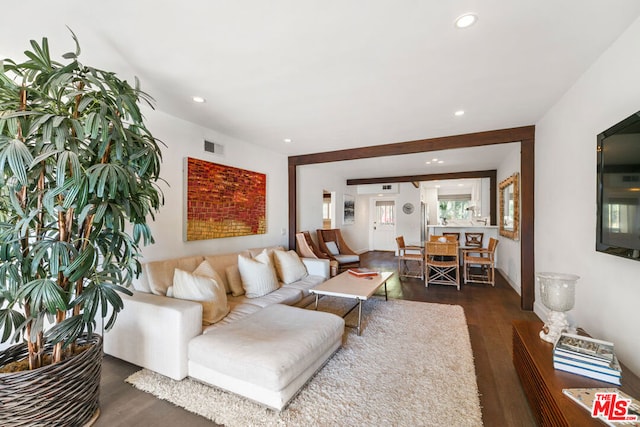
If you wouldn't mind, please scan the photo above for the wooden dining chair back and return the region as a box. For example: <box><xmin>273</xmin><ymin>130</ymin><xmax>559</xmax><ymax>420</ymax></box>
<box><xmin>396</xmin><ymin>236</ymin><xmax>424</xmax><ymax>280</ymax></box>
<box><xmin>443</xmin><ymin>232</ymin><xmax>460</xmax><ymax>241</ymax></box>
<box><xmin>429</xmin><ymin>234</ymin><xmax>458</xmax><ymax>243</ymax></box>
<box><xmin>463</xmin><ymin>237</ymin><xmax>499</xmax><ymax>286</ymax></box>
<box><xmin>425</xmin><ymin>241</ymin><xmax>460</xmax><ymax>290</ymax></box>
<box><xmin>464</xmin><ymin>232</ymin><xmax>484</xmax><ymax>248</ymax></box>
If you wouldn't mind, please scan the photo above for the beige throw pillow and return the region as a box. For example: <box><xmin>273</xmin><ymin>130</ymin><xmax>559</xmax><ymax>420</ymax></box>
<box><xmin>273</xmin><ymin>250</ymin><xmax>308</xmax><ymax>284</ymax></box>
<box><xmin>172</xmin><ymin>263</ymin><xmax>230</xmax><ymax>325</ymax></box>
<box><xmin>237</xmin><ymin>250</ymin><xmax>280</xmax><ymax>298</ymax></box>
<box><xmin>225</xmin><ymin>264</ymin><xmax>245</xmax><ymax>297</ymax></box>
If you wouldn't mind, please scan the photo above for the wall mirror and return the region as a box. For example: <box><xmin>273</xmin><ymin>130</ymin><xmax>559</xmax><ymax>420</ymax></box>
<box><xmin>499</xmin><ymin>173</ymin><xmax>519</xmax><ymax>240</ymax></box>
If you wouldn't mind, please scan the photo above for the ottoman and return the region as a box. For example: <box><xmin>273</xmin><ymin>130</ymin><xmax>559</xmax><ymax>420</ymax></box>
<box><xmin>188</xmin><ymin>303</ymin><xmax>344</xmax><ymax>410</ymax></box>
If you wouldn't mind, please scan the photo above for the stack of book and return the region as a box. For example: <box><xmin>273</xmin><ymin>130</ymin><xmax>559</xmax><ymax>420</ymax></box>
<box><xmin>553</xmin><ymin>333</ymin><xmax>621</xmax><ymax>385</ymax></box>
<box><xmin>347</xmin><ymin>268</ymin><xmax>379</xmax><ymax>277</ymax></box>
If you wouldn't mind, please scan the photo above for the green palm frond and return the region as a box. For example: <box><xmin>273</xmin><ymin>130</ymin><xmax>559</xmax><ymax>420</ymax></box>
<box><xmin>0</xmin><ymin>30</ymin><xmax>163</xmax><ymax>367</ymax></box>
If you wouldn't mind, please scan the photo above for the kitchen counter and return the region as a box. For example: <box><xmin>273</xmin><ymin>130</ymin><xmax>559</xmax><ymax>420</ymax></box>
<box><xmin>428</xmin><ymin>225</ymin><xmax>499</xmax><ymax>246</ymax></box>
<box><xmin>430</xmin><ymin>225</ymin><xmax>498</xmax><ymax>228</ymax></box>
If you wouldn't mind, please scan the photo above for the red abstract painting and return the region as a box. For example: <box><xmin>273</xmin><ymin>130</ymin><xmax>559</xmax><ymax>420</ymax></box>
<box><xmin>185</xmin><ymin>157</ymin><xmax>266</xmax><ymax>240</ymax></box>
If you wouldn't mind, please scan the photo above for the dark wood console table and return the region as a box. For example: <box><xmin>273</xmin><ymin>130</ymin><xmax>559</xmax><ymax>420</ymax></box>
<box><xmin>512</xmin><ymin>320</ymin><xmax>640</xmax><ymax>426</ymax></box>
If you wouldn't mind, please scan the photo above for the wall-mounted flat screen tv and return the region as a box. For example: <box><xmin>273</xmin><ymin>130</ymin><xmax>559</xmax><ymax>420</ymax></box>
<box><xmin>597</xmin><ymin>110</ymin><xmax>640</xmax><ymax>261</ymax></box>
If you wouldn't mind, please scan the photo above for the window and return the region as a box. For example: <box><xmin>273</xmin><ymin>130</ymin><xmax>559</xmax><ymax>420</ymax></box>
<box><xmin>606</xmin><ymin>198</ymin><xmax>638</xmax><ymax>233</ymax></box>
<box><xmin>438</xmin><ymin>194</ymin><xmax>472</xmax><ymax>220</ymax></box>
<box><xmin>375</xmin><ymin>200</ymin><xmax>395</xmax><ymax>225</ymax></box>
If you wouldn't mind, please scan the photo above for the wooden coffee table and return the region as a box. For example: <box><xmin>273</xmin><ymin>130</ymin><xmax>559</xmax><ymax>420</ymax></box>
<box><xmin>310</xmin><ymin>271</ymin><xmax>393</xmax><ymax>335</ymax></box>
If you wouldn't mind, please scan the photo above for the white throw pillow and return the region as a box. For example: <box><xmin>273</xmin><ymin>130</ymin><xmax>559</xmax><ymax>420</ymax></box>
<box><xmin>172</xmin><ymin>266</ymin><xmax>230</xmax><ymax>325</ymax></box>
<box><xmin>273</xmin><ymin>250</ymin><xmax>308</xmax><ymax>284</ymax></box>
<box><xmin>237</xmin><ymin>250</ymin><xmax>280</xmax><ymax>298</ymax></box>
<box><xmin>325</xmin><ymin>241</ymin><xmax>340</xmax><ymax>255</ymax></box>
<box><xmin>225</xmin><ymin>264</ymin><xmax>245</xmax><ymax>297</ymax></box>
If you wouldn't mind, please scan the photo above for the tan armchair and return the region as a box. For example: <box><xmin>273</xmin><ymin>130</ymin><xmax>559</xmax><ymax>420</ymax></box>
<box><xmin>297</xmin><ymin>231</ymin><xmax>340</xmax><ymax>276</ymax></box>
<box><xmin>316</xmin><ymin>229</ymin><xmax>360</xmax><ymax>272</ymax></box>
<box><xmin>295</xmin><ymin>231</ymin><xmax>328</xmax><ymax>259</ymax></box>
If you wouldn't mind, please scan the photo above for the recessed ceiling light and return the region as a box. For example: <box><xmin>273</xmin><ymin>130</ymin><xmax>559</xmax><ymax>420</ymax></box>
<box><xmin>432</xmin><ymin>158</ymin><xmax>438</xmax><ymax>162</ymax></box>
<box><xmin>458</xmin><ymin>183</ymin><xmax>464</xmax><ymax>186</ymax></box>
<box><xmin>283</xmin><ymin>138</ymin><xmax>293</xmax><ymax>143</ymax></box>
<box><xmin>425</xmin><ymin>161</ymin><xmax>431</xmax><ymax>165</ymax></box>
<box><xmin>192</xmin><ymin>96</ymin><xmax>206</xmax><ymax>103</ymax></box>
<box><xmin>435</xmin><ymin>185</ymin><xmax>441</xmax><ymax>188</ymax></box>
<box><xmin>454</xmin><ymin>110</ymin><xmax>465</xmax><ymax>116</ymax></box>
<box><xmin>438</xmin><ymin>160</ymin><xmax>444</xmax><ymax>164</ymax></box>
<box><xmin>455</xmin><ymin>13</ymin><xmax>478</xmax><ymax>29</ymax></box>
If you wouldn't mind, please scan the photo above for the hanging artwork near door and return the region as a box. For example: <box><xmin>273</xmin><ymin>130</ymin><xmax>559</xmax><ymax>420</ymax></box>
<box><xmin>343</xmin><ymin>194</ymin><xmax>355</xmax><ymax>225</ymax></box>
<box><xmin>185</xmin><ymin>157</ymin><xmax>266</xmax><ymax>241</ymax></box>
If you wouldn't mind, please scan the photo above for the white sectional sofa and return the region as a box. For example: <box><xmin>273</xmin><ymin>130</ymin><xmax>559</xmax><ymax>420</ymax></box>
<box><xmin>103</xmin><ymin>246</ymin><xmax>345</xmax><ymax>410</ymax></box>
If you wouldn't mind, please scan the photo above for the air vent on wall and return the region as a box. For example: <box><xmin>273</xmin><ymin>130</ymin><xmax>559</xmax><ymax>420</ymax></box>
<box><xmin>204</xmin><ymin>140</ymin><xmax>224</xmax><ymax>155</ymax></box>
<box><xmin>382</xmin><ymin>184</ymin><xmax>392</xmax><ymax>190</ymax></box>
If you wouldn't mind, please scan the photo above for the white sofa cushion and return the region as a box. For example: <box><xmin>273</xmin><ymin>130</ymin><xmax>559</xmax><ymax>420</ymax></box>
<box><xmin>238</xmin><ymin>250</ymin><xmax>280</xmax><ymax>298</ymax></box>
<box><xmin>228</xmin><ymin>287</ymin><xmax>302</xmax><ymax>308</ymax></box>
<box><xmin>282</xmin><ymin>274</ymin><xmax>325</xmax><ymax>297</ymax></box>
<box><xmin>189</xmin><ymin>304</ymin><xmax>344</xmax><ymax>392</ymax></box>
<box><xmin>204</xmin><ymin>302</ymin><xmax>262</xmax><ymax>331</ymax></box>
<box><xmin>334</xmin><ymin>254</ymin><xmax>359</xmax><ymax>264</ymax></box>
<box><xmin>273</xmin><ymin>250</ymin><xmax>308</xmax><ymax>284</ymax></box>
<box><xmin>172</xmin><ymin>263</ymin><xmax>230</xmax><ymax>325</ymax></box>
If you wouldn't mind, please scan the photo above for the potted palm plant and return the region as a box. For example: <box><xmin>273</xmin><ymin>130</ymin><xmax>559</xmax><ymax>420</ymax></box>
<box><xmin>0</xmin><ymin>31</ymin><xmax>163</xmax><ymax>425</ymax></box>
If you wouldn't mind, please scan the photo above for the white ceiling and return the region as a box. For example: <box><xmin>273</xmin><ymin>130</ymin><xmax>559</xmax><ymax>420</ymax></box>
<box><xmin>2</xmin><ymin>1</ymin><xmax>640</xmax><ymax>178</ymax></box>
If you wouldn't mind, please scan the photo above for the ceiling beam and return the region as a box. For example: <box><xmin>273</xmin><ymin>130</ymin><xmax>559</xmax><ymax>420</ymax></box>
<box><xmin>289</xmin><ymin>126</ymin><xmax>534</xmax><ymax>165</ymax></box>
<box><xmin>346</xmin><ymin>170</ymin><xmax>497</xmax><ymax>185</ymax></box>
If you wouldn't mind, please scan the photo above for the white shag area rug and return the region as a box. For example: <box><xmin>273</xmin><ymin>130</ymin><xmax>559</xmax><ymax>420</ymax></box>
<box><xmin>126</xmin><ymin>298</ymin><xmax>482</xmax><ymax>427</ymax></box>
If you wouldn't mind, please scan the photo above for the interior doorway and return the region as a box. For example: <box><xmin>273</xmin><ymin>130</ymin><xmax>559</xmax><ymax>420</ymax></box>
<box><xmin>288</xmin><ymin>126</ymin><xmax>535</xmax><ymax>310</ymax></box>
<box><xmin>322</xmin><ymin>191</ymin><xmax>334</xmax><ymax>229</ymax></box>
<box><xmin>370</xmin><ymin>198</ymin><xmax>397</xmax><ymax>251</ymax></box>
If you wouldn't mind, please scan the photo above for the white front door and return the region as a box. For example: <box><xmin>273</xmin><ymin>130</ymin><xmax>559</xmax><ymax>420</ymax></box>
<box><xmin>370</xmin><ymin>198</ymin><xmax>396</xmax><ymax>251</ymax></box>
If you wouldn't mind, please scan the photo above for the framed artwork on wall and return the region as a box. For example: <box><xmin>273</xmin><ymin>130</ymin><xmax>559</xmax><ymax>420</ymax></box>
<box><xmin>343</xmin><ymin>194</ymin><xmax>355</xmax><ymax>225</ymax></box>
<box><xmin>184</xmin><ymin>157</ymin><xmax>266</xmax><ymax>241</ymax></box>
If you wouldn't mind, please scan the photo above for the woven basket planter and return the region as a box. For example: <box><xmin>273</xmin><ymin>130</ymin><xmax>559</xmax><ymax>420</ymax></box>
<box><xmin>0</xmin><ymin>334</ymin><xmax>102</xmax><ymax>427</ymax></box>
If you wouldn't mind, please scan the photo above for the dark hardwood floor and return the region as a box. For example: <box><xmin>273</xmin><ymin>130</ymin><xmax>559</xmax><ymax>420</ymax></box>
<box><xmin>97</xmin><ymin>251</ymin><xmax>539</xmax><ymax>426</ymax></box>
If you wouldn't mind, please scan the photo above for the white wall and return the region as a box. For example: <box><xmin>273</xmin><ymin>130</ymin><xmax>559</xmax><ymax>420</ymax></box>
<box><xmin>394</xmin><ymin>183</ymin><xmax>422</xmax><ymax>246</ymax></box>
<box><xmin>535</xmin><ymin>16</ymin><xmax>640</xmax><ymax>376</ymax></box>
<box><xmin>296</xmin><ymin>164</ymin><xmax>367</xmax><ymax>252</ymax></box>
<box><xmin>139</xmin><ymin>108</ymin><xmax>289</xmax><ymax>261</ymax></box>
<box><xmin>496</xmin><ymin>145</ymin><xmax>522</xmax><ymax>292</ymax></box>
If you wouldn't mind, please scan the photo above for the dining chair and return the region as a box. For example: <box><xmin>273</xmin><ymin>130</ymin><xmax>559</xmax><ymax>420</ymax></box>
<box><xmin>463</xmin><ymin>238</ymin><xmax>499</xmax><ymax>286</ymax></box>
<box><xmin>429</xmin><ymin>234</ymin><xmax>458</xmax><ymax>242</ymax></box>
<box><xmin>464</xmin><ymin>232</ymin><xmax>484</xmax><ymax>248</ymax></box>
<box><xmin>443</xmin><ymin>232</ymin><xmax>460</xmax><ymax>242</ymax></box>
<box><xmin>425</xmin><ymin>241</ymin><xmax>460</xmax><ymax>290</ymax></box>
<box><xmin>396</xmin><ymin>236</ymin><xmax>424</xmax><ymax>280</ymax></box>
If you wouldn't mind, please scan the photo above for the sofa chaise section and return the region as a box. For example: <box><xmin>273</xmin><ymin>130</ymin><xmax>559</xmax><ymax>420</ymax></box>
<box><xmin>189</xmin><ymin>304</ymin><xmax>344</xmax><ymax>410</ymax></box>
